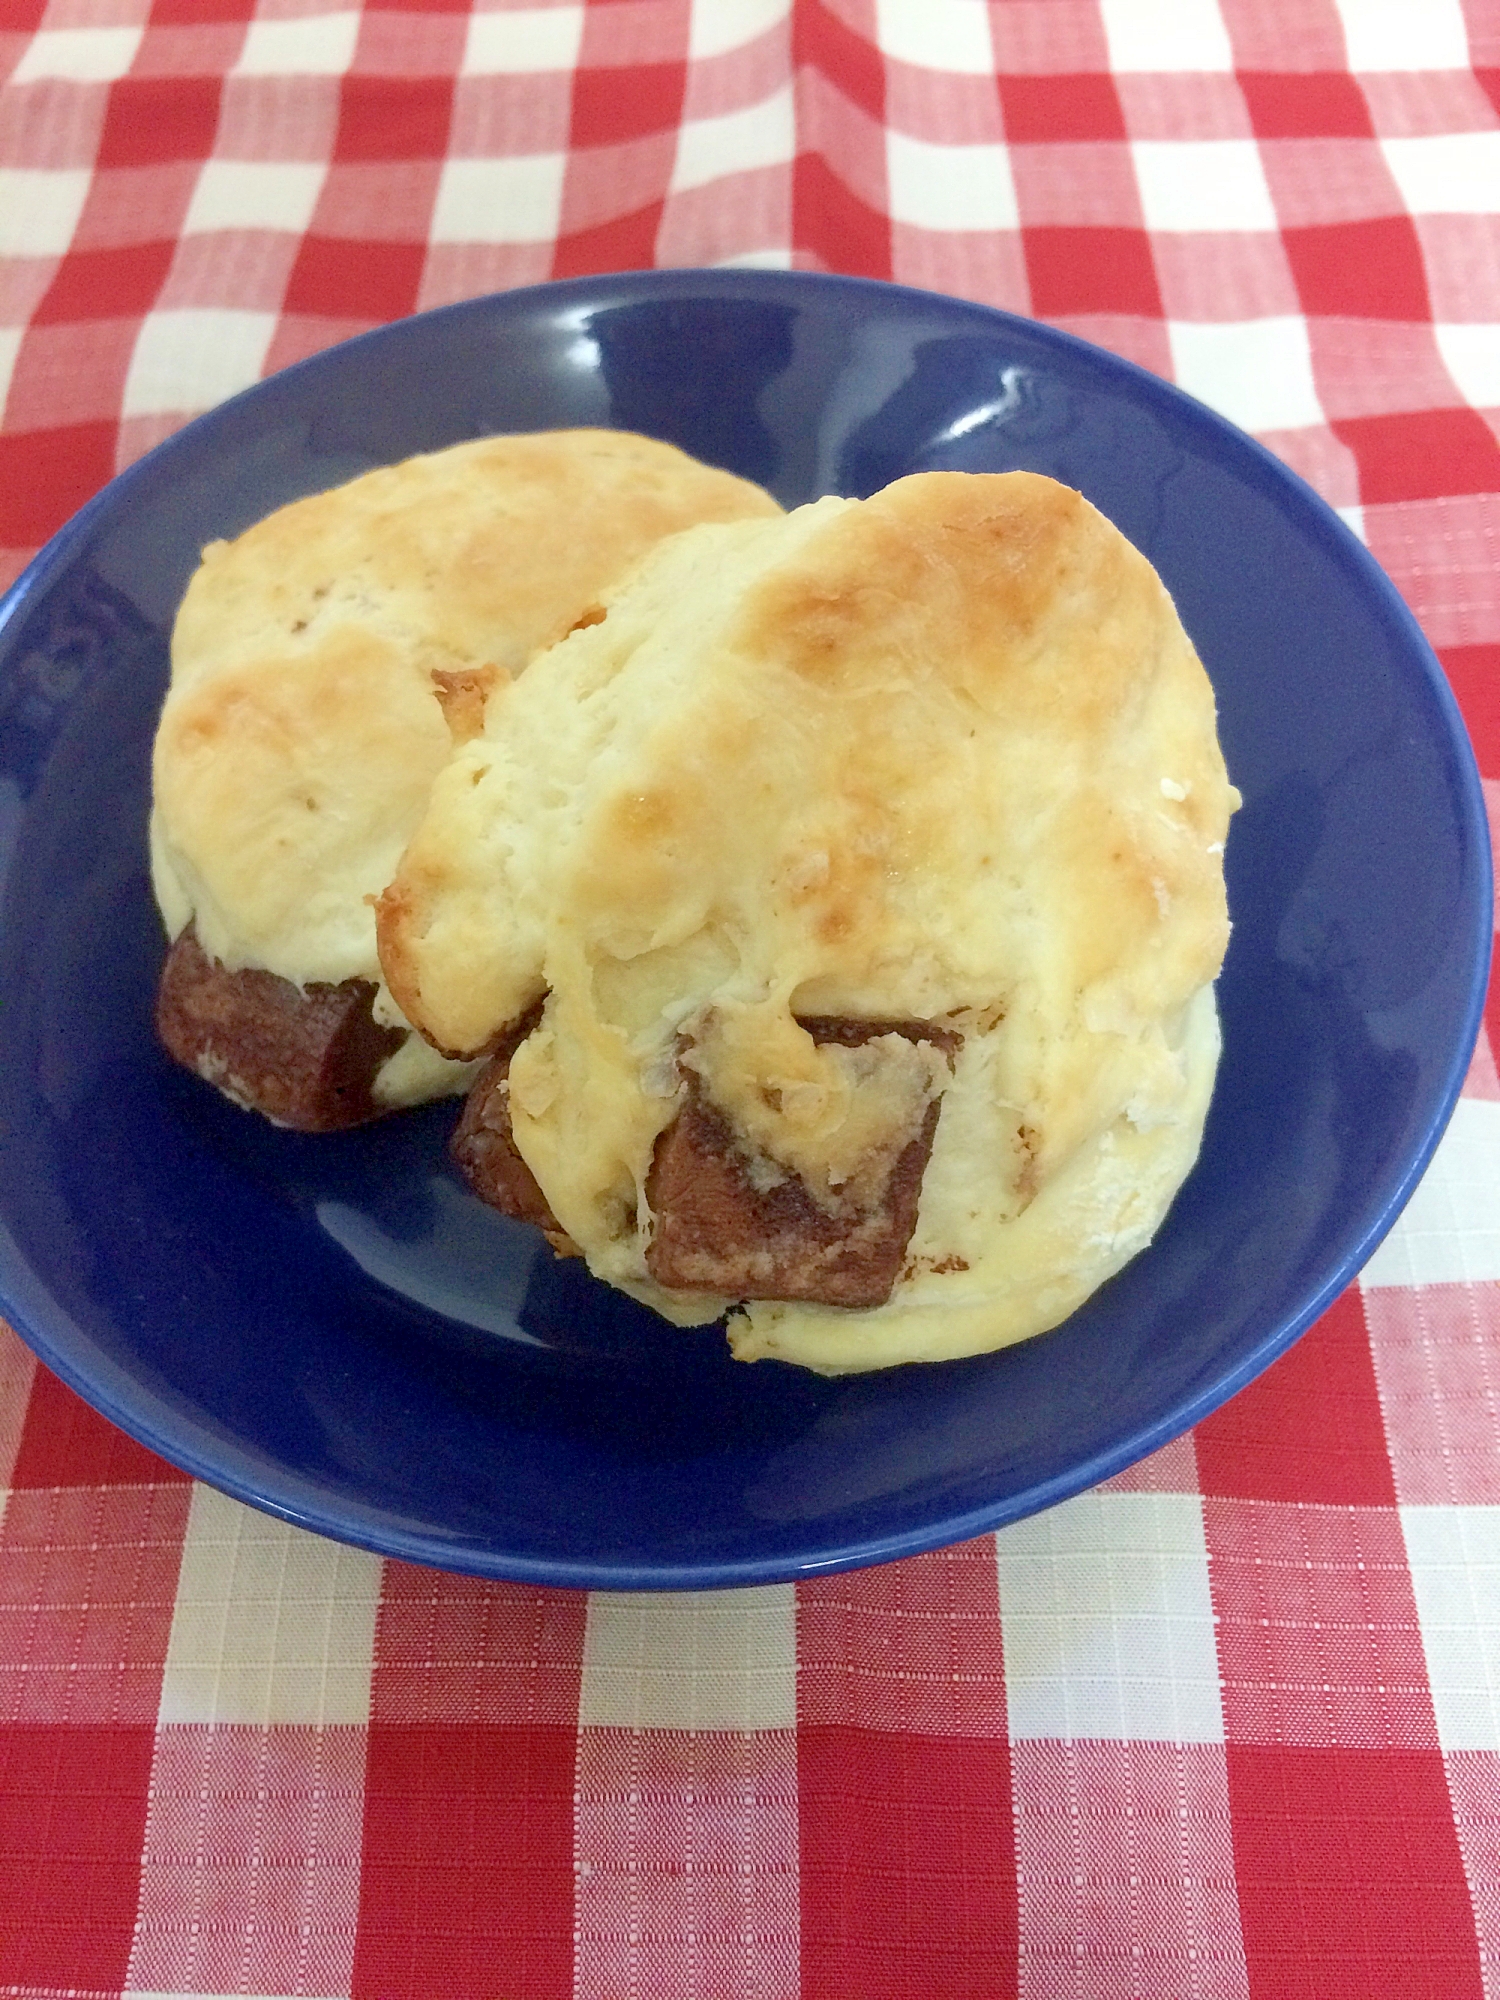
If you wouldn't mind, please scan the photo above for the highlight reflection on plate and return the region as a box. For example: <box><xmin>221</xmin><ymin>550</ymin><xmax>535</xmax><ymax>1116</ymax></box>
<box><xmin>0</xmin><ymin>270</ymin><xmax>1489</xmax><ymax>1588</ymax></box>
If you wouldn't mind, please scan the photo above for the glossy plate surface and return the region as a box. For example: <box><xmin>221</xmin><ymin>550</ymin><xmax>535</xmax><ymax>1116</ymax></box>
<box><xmin>0</xmin><ymin>270</ymin><xmax>1490</xmax><ymax>1588</ymax></box>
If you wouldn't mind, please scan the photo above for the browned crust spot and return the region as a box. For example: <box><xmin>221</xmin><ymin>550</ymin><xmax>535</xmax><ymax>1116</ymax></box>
<box><xmin>430</xmin><ymin>663</ymin><xmax>503</xmax><ymax>745</ymax></box>
<box><xmin>156</xmin><ymin>924</ymin><xmax>406</xmax><ymax>1131</ymax></box>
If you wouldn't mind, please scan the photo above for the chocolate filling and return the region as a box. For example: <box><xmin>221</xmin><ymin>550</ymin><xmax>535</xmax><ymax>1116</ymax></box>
<box><xmin>452</xmin><ymin>1009</ymin><xmax>955</xmax><ymax>1309</ymax></box>
<box><xmin>645</xmin><ymin>1076</ymin><xmax>941</xmax><ymax>1309</ymax></box>
<box><xmin>156</xmin><ymin>924</ymin><xmax>406</xmax><ymax>1131</ymax></box>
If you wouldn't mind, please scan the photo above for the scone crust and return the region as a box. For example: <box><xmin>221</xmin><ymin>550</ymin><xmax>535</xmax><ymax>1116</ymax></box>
<box><xmin>380</xmin><ymin>471</ymin><xmax>1237</xmax><ymax>1367</ymax></box>
<box><xmin>151</xmin><ymin>428</ymin><xmax>782</xmax><ymax>994</ymax></box>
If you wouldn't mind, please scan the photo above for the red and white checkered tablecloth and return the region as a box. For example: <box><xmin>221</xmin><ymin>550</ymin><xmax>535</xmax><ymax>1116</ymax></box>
<box><xmin>3</xmin><ymin>0</ymin><xmax>1499</xmax><ymax>1993</ymax></box>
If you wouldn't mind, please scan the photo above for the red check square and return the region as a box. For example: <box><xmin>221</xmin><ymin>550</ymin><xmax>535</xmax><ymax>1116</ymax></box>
<box><xmin>1195</xmin><ymin>1287</ymin><xmax>1397</xmax><ymax>1507</ymax></box>
<box><xmin>10</xmin><ymin>1362</ymin><xmax>188</xmax><ymax>1491</ymax></box>
<box><xmin>33</xmin><ymin>239</ymin><xmax>174</xmax><ymax>321</ymax></box>
<box><xmin>1333</xmin><ymin>405</ymin><xmax>1500</xmax><ymax>504</ymax></box>
<box><xmin>1227</xmin><ymin>1742</ymin><xmax>1485</xmax><ymax>1999</ymax></box>
<box><xmin>1238</xmin><ymin>70</ymin><xmax>1377</xmax><ymax>139</ymax></box>
<box><xmin>95</xmin><ymin>73</ymin><xmax>221</xmax><ymax>168</ymax></box>
<box><xmin>0</xmin><ymin>1724</ymin><xmax>158</xmax><ymax>1993</ymax></box>
<box><xmin>148</xmin><ymin>0</ymin><xmax>258</xmax><ymax>23</ymax></box>
<box><xmin>998</xmin><ymin>70</ymin><xmax>1126</xmax><ymax>142</ymax></box>
<box><xmin>332</xmin><ymin>74</ymin><xmax>453</xmax><ymax>161</ymax></box>
<box><xmin>0</xmin><ymin>423</ymin><xmax>119</xmax><ymax>547</ymax></box>
<box><xmin>1283</xmin><ymin>215</ymin><xmax>1432</xmax><ymax>319</ymax></box>
<box><xmin>351</xmin><ymin>1722</ymin><xmax>578</xmax><ymax>2000</ymax></box>
<box><xmin>798</xmin><ymin>1726</ymin><xmax>1019</xmax><ymax>2000</ymax></box>
<box><xmin>570</xmin><ymin>58</ymin><xmax>686</xmax><ymax>146</ymax></box>
<box><xmin>283</xmin><ymin>233</ymin><xmax>426</xmax><ymax>321</ymax></box>
<box><xmin>1023</xmin><ymin>223</ymin><xmax>1162</xmax><ymax>316</ymax></box>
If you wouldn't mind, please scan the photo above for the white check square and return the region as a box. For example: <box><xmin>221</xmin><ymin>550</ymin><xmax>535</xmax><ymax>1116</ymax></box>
<box><xmin>429</xmin><ymin>153</ymin><xmax>568</xmax><ymax>244</ymax></box>
<box><xmin>233</xmin><ymin>10</ymin><xmax>361</xmax><ymax>78</ymax></box>
<box><xmin>1133</xmin><ymin>140</ymin><xmax>1278</xmax><ymax>234</ymax></box>
<box><xmin>886</xmin><ymin>130</ymin><xmax>1019</xmax><ymax>232</ymax></box>
<box><xmin>182</xmin><ymin>160</ymin><xmax>327</xmax><ymax>236</ymax></box>
<box><xmin>1362</xmin><ymin>1099</ymin><xmax>1500</xmax><ymax>1289</ymax></box>
<box><xmin>673</xmin><ymin>86</ymin><xmax>794</xmax><ymax>195</ymax></box>
<box><xmin>1099</xmin><ymin>0</ymin><xmax>1233</xmax><ymax>73</ymax></box>
<box><xmin>0</xmin><ymin>329</ymin><xmax>17</xmax><ymax>429</ymax></box>
<box><xmin>1168</xmin><ymin>316</ymin><xmax>1326</xmax><ymax>434</ymax></box>
<box><xmin>1403</xmin><ymin>1505</ymin><xmax>1500</xmax><ymax>1751</ymax></box>
<box><xmin>688</xmin><ymin>0</ymin><xmax>788</xmax><ymax>61</ymax></box>
<box><xmin>997</xmin><ymin>1491</ymin><xmax>1226</xmax><ymax>1744</ymax></box>
<box><xmin>10</xmin><ymin>26</ymin><xmax>143</xmax><ymax>83</ymax></box>
<box><xmin>580</xmin><ymin>1586</ymin><xmax>796</xmax><ymax>1731</ymax></box>
<box><xmin>1333</xmin><ymin>0</ymin><xmax>1471</xmax><ymax>72</ymax></box>
<box><xmin>1382</xmin><ymin>133</ymin><xmax>1500</xmax><ymax>217</ymax></box>
<box><xmin>1436</xmin><ymin>325</ymin><xmax>1500</xmax><ymax>410</ymax></box>
<box><xmin>124</xmin><ymin>309</ymin><xmax>278</xmax><ymax>420</ymax></box>
<box><xmin>462</xmin><ymin>5</ymin><xmax>585</xmax><ymax>75</ymax></box>
<box><xmin>874</xmin><ymin>0</ymin><xmax>995</xmax><ymax>73</ymax></box>
<box><xmin>0</xmin><ymin>168</ymin><xmax>91</xmax><ymax>259</ymax></box>
<box><xmin>158</xmin><ymin>1483</ymin><xmax>381</xmax><ymax>1725</ymax></box>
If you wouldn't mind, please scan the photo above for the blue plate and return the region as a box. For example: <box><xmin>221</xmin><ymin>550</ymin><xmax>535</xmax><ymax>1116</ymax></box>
<box><xmin>0</xmin><ymin>271</ymin><xmax>1490</xmax><ymax>1589</ymax></box>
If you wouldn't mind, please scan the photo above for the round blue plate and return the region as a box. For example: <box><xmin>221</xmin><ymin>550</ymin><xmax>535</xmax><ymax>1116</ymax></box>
<box><xmin>0</xmin><ymin>270</ymin><xmax>1490</xmax><ymax>1589</ymax></box>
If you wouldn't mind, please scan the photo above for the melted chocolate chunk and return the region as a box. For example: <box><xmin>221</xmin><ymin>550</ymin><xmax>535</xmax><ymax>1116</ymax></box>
<box><xmin>156</xmin><ymin>925</ymin><xmax>406</xmax><ymax>1131</ymax></box>
<box><xmin>645</xmin><ymin>1077</ymin><xmax>940</xmax><ymax>1309</ymax></box>
<box><xmin>452</xmin><ymin>1009</ymin><xmax>956</xmax><ymax>1307</ymax></box>
<box><xmin>645</xmin><ymin>1018</ymin><xmax>957</xmax><ymax>1309</ymax></box>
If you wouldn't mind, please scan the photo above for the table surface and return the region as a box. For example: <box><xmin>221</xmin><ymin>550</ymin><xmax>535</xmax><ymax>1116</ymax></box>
<box><xmin>2</xmin><ymin>1</ymin><xmax>1499</xmax><ymax>1994</ymax></box>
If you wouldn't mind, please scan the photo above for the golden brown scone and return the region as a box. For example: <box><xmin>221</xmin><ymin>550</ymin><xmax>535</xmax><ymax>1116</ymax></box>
<box><xmin>378</xmin><ymin>471</ymin><xmax>1238</xmax><ymax>1369</ymax></box>
<box><xmin>149</xmin><ymin>429</ymin><xmax>782</xmax><ymax>1123</ymax></box>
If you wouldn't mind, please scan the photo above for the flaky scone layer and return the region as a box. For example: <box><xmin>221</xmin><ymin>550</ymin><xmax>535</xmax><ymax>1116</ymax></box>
<box><xmin>379</xmin><ymin>471</ymin><xmax>1237</xmax><ymax>1364</ymax></box>
<box><xmin>150</xmin><ymin>428</ymin><xmax>780</xmax><ymax>1108</ymax></box>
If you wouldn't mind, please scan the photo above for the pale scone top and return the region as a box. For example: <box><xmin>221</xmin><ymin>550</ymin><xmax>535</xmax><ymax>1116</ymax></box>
<box><xmin>150</xmin><ymin>428</ymin><xmax>782</xmax><ymax>995</ymax></box>
<box><xmin>378</xmin><ymin>470</ymin><xmax>1238</xmax><ymax>1368</ymax></box>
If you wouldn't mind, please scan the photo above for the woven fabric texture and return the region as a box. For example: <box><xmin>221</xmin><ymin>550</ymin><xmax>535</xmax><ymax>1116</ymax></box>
<box><xmin>2</xmin><ymin>0</ymin><xmax>1498</xmax><ymax>1992</ymax></box>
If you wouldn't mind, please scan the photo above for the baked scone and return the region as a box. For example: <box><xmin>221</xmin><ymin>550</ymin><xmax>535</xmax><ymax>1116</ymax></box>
<box><xmin>150</xmin><ymin>429</ymin><xmax>781</xmax><ymax>1129</ymax></box>
<box><xmin>378</xmin><ymin>471</ymin><xmax>1238</xmax><ymax>1371</ymax></box>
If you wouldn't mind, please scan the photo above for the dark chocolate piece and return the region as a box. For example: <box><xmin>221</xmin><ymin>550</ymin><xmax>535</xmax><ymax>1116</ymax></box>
<box><xmin>644</xmin><ymin>1017</ymin><xmax>957</xmax><ymax>1308</ymax></box>
<box><xmin>645</xmin><ymin>1077</ymin><xmax>940</xmax><ymax>1309</ymax></box>
<box><xmin>156</xmin><ymin>925</ymin><xmax>406</xmax><ymax>1132</ymax></box>
<box><xmin>453</xmin><ymin>1009</ymin><xmax>955</xmax><ymax>1306</ymax></box>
